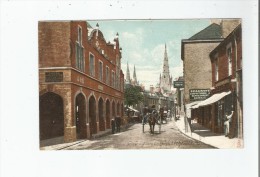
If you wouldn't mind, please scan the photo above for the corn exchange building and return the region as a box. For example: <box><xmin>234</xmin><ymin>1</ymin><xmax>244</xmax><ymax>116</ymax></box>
<box><xmin>39</xmin><ymin>21</ymin><xmax>124</xmax><ymax>143</ymax></box>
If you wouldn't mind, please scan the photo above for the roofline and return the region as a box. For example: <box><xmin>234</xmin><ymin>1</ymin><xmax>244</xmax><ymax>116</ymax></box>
<box><xmin>182</xmin><ymin>39</ymin><xmax>224</xmax><ymax>43</ymax></box>
<box><xmin>209</xmin><ymin>23</ymin><xmax>242</xmax><ymax>58</ymax></box>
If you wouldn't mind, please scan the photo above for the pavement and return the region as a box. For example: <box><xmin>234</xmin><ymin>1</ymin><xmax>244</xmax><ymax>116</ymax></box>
<box><xmin>40</xmin><ymin>123</ymin><xmax>134</xmax><ymax>150</ymax></box>
<box><xmin>174</xmin><ymin>115</ymin><xmax>243</xmax><ymax>149</ymax></box>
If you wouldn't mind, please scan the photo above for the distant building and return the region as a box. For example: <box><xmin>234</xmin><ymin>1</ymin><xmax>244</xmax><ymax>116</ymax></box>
<box><xmin>39</xmin><ymin>21</ymin><xmax>124</xmax><ymax>143</ymax></box>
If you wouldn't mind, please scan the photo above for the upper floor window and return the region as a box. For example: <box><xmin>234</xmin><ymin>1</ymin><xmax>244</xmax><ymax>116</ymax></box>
<box><xmin>106</xmin><ymin>66</ymin><xmax>110</xmax><ymax>85</ymax></box>
<box><xmin>89</xmin><ymin>53</ymin><xmax>95</xmax><ymax>77</ymax></box>
<box><xmin>112</xmin><ymin>71</ymin><xmax>115</xmax><ymax>88</ymax></box>
<box><xmin>99</xmin><ymin>61</ymin><xmax>103</xmax><ymax>81</ymax></box>
<box><xmin>215</xmin><ymin>57</ymin><xmax>219</xmax><ymax>82</ymax></box>
<box><xmin>227</xmin><ymin>46</ymin><xmax>232</xmax><ymax>76</ymax></box>
<box><xmin>76</xmin><ymin>26</ymin><xmax>84</xmax><ymax>72</ymax></box>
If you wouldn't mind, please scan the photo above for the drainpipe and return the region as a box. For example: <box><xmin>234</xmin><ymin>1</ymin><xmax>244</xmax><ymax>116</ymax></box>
<box><xmin>233</xmin><ymin>30</ymin><xmax>241</xmax><ymax>139</ymax></box>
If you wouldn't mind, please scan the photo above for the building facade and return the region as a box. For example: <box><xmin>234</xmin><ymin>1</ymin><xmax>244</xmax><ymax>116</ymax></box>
<box><xmin>39</xmin><ymin>21</ymin><xmax>124</xmax><ymax>143</ymax></box>
<box><xmin>190</xmin><ymin>22</ymin><xmax>242</xmax><ymax>140</ymax></box>
<box><xmin>209</xmin><ymin>24</ymin><xmax>242</xmax><ymax>138</ymax></box>
<box><xmin>181</xmin><ymin>23</ymin><xmax>224</xmax><ymax>105</ymax></box>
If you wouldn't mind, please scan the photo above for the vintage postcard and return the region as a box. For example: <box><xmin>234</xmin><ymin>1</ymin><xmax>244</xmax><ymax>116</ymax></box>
<box><xmin>39</xmin><ymin>19</ymin><xmax>243</xmax><ymax>150</ymax></box>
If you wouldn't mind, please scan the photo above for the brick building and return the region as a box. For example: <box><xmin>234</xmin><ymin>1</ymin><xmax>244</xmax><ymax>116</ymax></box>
<box><xmin>39</xmin><ymin>21</ymin><xmax>124</xmax><ymax>143</ymax></box>
<box><xmin>191</xmin><ymin>23</ymin><xmax>242</xmax><ymax>139</ymax></box>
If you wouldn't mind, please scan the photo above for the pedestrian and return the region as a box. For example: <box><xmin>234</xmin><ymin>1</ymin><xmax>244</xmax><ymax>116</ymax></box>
<box><xmin>224</xmin><ymin>111</ymin><xmax>234</xmax><ymax>137</ymax></box>
<box><xmin>111</xmin><ymin>119</ymin><xmax>115</xmax><ymax>134</ymax></box>
<box><xmin>115</xmin><ymin>116</ymin><xmax>121</xmax><ymax>132</ymax></box>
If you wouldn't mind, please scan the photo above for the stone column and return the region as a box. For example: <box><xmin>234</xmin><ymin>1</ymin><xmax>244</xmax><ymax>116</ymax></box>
<box><xmin>64</xmin><ymin>88</ymin><xmax>76</xmax><ymax>143</ymax></box>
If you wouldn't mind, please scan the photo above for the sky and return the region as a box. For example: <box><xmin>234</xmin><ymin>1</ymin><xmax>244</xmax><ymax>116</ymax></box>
<box><xmin>89</xmin><ymin>19</ymin><xmax>211</xmax><ymax>90</ymax></box>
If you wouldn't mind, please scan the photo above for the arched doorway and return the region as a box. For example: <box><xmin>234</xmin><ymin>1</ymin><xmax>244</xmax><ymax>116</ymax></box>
<box><xmin>98</xmin><ymin>98</ymin><xmax>105</xmax><ymax>131</ymax></box>
<box><xmin>112</xmin><ymin>101</ymin><xmax>115</xmax><ymax>118</ymax></box>
<box><xmin>40</xmin><ymin>92</ymin><xmax>64</xmax><ymax>140</ymax></box>
<box><xmin>89</xmin><ymin>96</ymin><xmax>97</xmax><ymax>135</ymax></box>
<box><xmin>117</xmin><ymin>102</ymin><xmax>120</xmax><ymax>116</ymax></box>
<box><xmin>106</xmin><ymin>100</ymin><xmax>110</xmax><ymax>128</ymax></box>
<box><xmin>121</xmin><ymin>103</ymin><xmax>124</xmax><ymax>117</ymax></box>
<box><xmin>75</xmin><ymin>93</ymin><xmax>87</xmax><ymax>139</ymax></box>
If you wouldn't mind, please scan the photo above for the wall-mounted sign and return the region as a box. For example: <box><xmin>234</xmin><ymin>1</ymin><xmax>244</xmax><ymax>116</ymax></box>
<box><xmin>45</xmin><ymin>72</ymin><xmax>63</xmax><ymax>82</ymax></box>
<box><xmin>189</xmin><ymin>89</ymin><xmax>210</xmax><ymax>101</ymax></box>
<box><xmin>173</xmin><ymin>81</ymin><xmax>184</xmax><ymax>88</ymax></box>
<box><xmin>98</xmin><ymin>85</ymin><xmax>104</xmax><ymax>91</ymax></box>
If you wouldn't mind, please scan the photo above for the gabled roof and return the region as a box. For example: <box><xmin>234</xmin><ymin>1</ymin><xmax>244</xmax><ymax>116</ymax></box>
<box><xmin>189</xmin><ymin>23</ymin><xmax>222</xmax><ymax>40</ymax></box>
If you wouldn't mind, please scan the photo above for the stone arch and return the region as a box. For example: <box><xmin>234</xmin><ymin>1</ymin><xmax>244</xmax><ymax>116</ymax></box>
<box><xmin>40</xmin><ymin>92</ymin><xmax>64</xmax><ymax>140</ymax></box>
<box><xmin>121</xmin><ymin>103</ymin><xmax>124</xmax><ymax>117</ymax></box>
<box><xmin>98</xmin><ymin>97</ymin><xmax>105</xmax><ymax>131</ymax></box>
<box><xmin>106</xmin><ymin>99</ymin><xmax>111</xmax><ymax>129</ymax></box>
<box><xmin>75</xmin><ymin>93</ymin><xmax>87</xmax><ymax>139</ymax></box>
<box><xmin>89</xmin><ymin>95</ymin><xmax>97</xmax><ymax>135</ymax></box>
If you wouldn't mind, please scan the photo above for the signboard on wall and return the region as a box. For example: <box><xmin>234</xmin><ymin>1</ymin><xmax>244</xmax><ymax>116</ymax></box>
<box><xmin>189</xmin><ymin>89</ymin><xmax>210</xmax><ymax>101</ymax></box>
<box><xmin>45</xmin><ymin>72</ymin><xmax>63</xmax><ymax>82</ymax></box>
<box><xmin>173</xmin><ymin>81</ymin><xmax>184</xmax><ymax>88</ymax></box>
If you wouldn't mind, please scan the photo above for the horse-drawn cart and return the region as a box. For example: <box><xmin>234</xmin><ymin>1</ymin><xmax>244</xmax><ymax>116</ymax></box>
<box><xmin>142</xmin><ymin>110</ymin><xmax>161</xmax><ymax>134</ymax></box>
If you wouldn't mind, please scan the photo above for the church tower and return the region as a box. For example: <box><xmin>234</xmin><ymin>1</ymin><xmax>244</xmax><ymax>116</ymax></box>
<box><xmin>159</xmin><ymin>44</ymin><xmax>171</xmax><ymax>92</ymax></box>
<box><xmin>126</xmin><ymin>62</ymin><xmax>131</xmax><ymax>84</ymax></box>
<box><xmin>133</xmin><ymin>65</ymin><xmax>137</xmax><ymax>85</ymax></box>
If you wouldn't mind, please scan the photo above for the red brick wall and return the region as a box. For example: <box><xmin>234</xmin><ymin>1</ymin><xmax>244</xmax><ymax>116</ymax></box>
<box><xmin>39</xmin><ymin>22</ymin><xmax>71</xmax><ymax>67</ymax></box>
<box><xmin>211</xmin><ymin>25</ymin><xmax>242</xmax><ymax>86</ymax></box>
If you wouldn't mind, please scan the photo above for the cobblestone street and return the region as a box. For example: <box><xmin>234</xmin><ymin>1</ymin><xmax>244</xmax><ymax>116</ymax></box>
<box><xmin>61</xmin><ymin>120</ymin><xmax>215</xmax><ymax>150</ymax></box>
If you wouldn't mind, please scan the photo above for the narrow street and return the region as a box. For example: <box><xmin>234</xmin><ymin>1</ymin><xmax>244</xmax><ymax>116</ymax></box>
<box><xmin>62</xmin><ymin>120</ymin><xmax>215</xmax><ymax>150</ymax></box>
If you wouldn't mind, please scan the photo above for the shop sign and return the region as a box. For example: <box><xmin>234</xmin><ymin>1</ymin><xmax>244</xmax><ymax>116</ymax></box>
<box><xmin>45</xmin><ymin>72</ymin><xmax>63</xmax><ymax>82</ymax></box>
<box><xmin>173</xmin><ymin>81</ymin><xmax>184</xmax><ymax>88</ymax></box>
<box><xmin>189</xmin><ymin>89</ymin><xmax>210</xmax><ymax>101</ymax></box>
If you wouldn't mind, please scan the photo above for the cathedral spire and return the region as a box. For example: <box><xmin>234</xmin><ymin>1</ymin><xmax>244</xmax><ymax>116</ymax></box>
<box><xmin>133</xmin><ymin>65</ymin><xmax>137</xmax><ymax>85</ymax></box>
<box><xmin>159</xmin><ymin>43</ymin><xmax>171</xmax><ymax>92</ymax></box>
<box><xmin>126</xmin><ymin>62</ymin><xmax>131</xmax><ymax>84</ymax></box>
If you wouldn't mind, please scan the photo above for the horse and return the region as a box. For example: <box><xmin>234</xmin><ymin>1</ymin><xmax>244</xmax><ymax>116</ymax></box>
<box><xmin>148</xmin><ymin>110</ymin><xmax>159</xmax><ymax>134</ymax></box>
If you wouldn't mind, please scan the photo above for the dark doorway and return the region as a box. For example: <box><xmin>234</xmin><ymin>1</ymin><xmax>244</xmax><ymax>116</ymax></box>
<box><xmin>112</xmin><ymin>101</ymin><xmax>115</xmax><ymax>118</ymax></box>
<box><xmin>106</xmin><ymin>100</ymin><xmax>110</xmax><ymax>128</ymax></box>
<box><xmin>117</xmin><ymin>102</ymin><xmax>120</xmax><ymax>116</ymax></box>
<box><xmin>98</xmin><ymin>98</ymin><xmax>105</xmax><ymax>131</ymax></box>
<box><xmin>40</xmin><ymin>92</ymin><xmax>64</xmax><ymax>140</ymax></box>
<box><xmin>89</xmin><ymin>96</ymin><xmax>97</xmax><ymax>134</ymax></box>
<box><xmin>121</xmin><ymin>104</ymin><xmax>124</xmax><ymax>117</ymax></box>
<box><xmin>75</xmin><ymin>93</ymin><xmax>87</xmax><ymax>139</ymax></box>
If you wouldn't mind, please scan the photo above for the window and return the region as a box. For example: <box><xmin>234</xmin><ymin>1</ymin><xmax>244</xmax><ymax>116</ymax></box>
<box><xmin>112</xmin><ymin>71</ymin><xmax>115</xmax><ymax>88</ymax></box>
<box><xmin>99</xmin><ymin>61</ymin><xmax>103</xmax><ymax>81</ymax></box>
<box><xmin>76</xmin><ymin>26</ymin><xmax>84</xmax><ymax>72</ymax></box>
<box><xmin>89</xmin><ymin>53</ymin><xmax>95</xmax><ymax>77</ymax></box>
<box><xmin>106</xmin><ymin>66</ymin><xmax>110</xmax><ymax>85</ymax></box>
<box><xmin>227</xmin><ymin>47</ymin><xmax>232</xmax><ymax>76</ymax></box>
<box><xmin>215</xmin><ymin>57</ymin><xmax>219</xmax><ymax>81</ymax></box>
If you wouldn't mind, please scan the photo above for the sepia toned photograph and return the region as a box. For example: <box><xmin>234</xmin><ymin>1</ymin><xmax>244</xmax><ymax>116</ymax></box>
<box><xmin>39</xmin><ymin>19</ymin><xmax>243</xmax><ymax>150</ymax></box>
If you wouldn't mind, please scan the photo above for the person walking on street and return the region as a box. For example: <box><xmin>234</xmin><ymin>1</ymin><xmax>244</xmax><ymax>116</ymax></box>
<box><xmin>224</xmin><ymin>111</ymin><xmax>234</xmax><ymax>137</ymax></box>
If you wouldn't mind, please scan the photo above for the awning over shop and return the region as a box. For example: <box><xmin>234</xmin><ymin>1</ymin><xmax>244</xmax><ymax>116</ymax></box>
<box><xmin>191</xmin><ymin>91</ymin><xmax>231</xmax><ymax>109</ymax></box>
<box><xmin>185</xmin><ymin>101</ymin><xmax>202</xmax><ymax>109</ymax></box>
